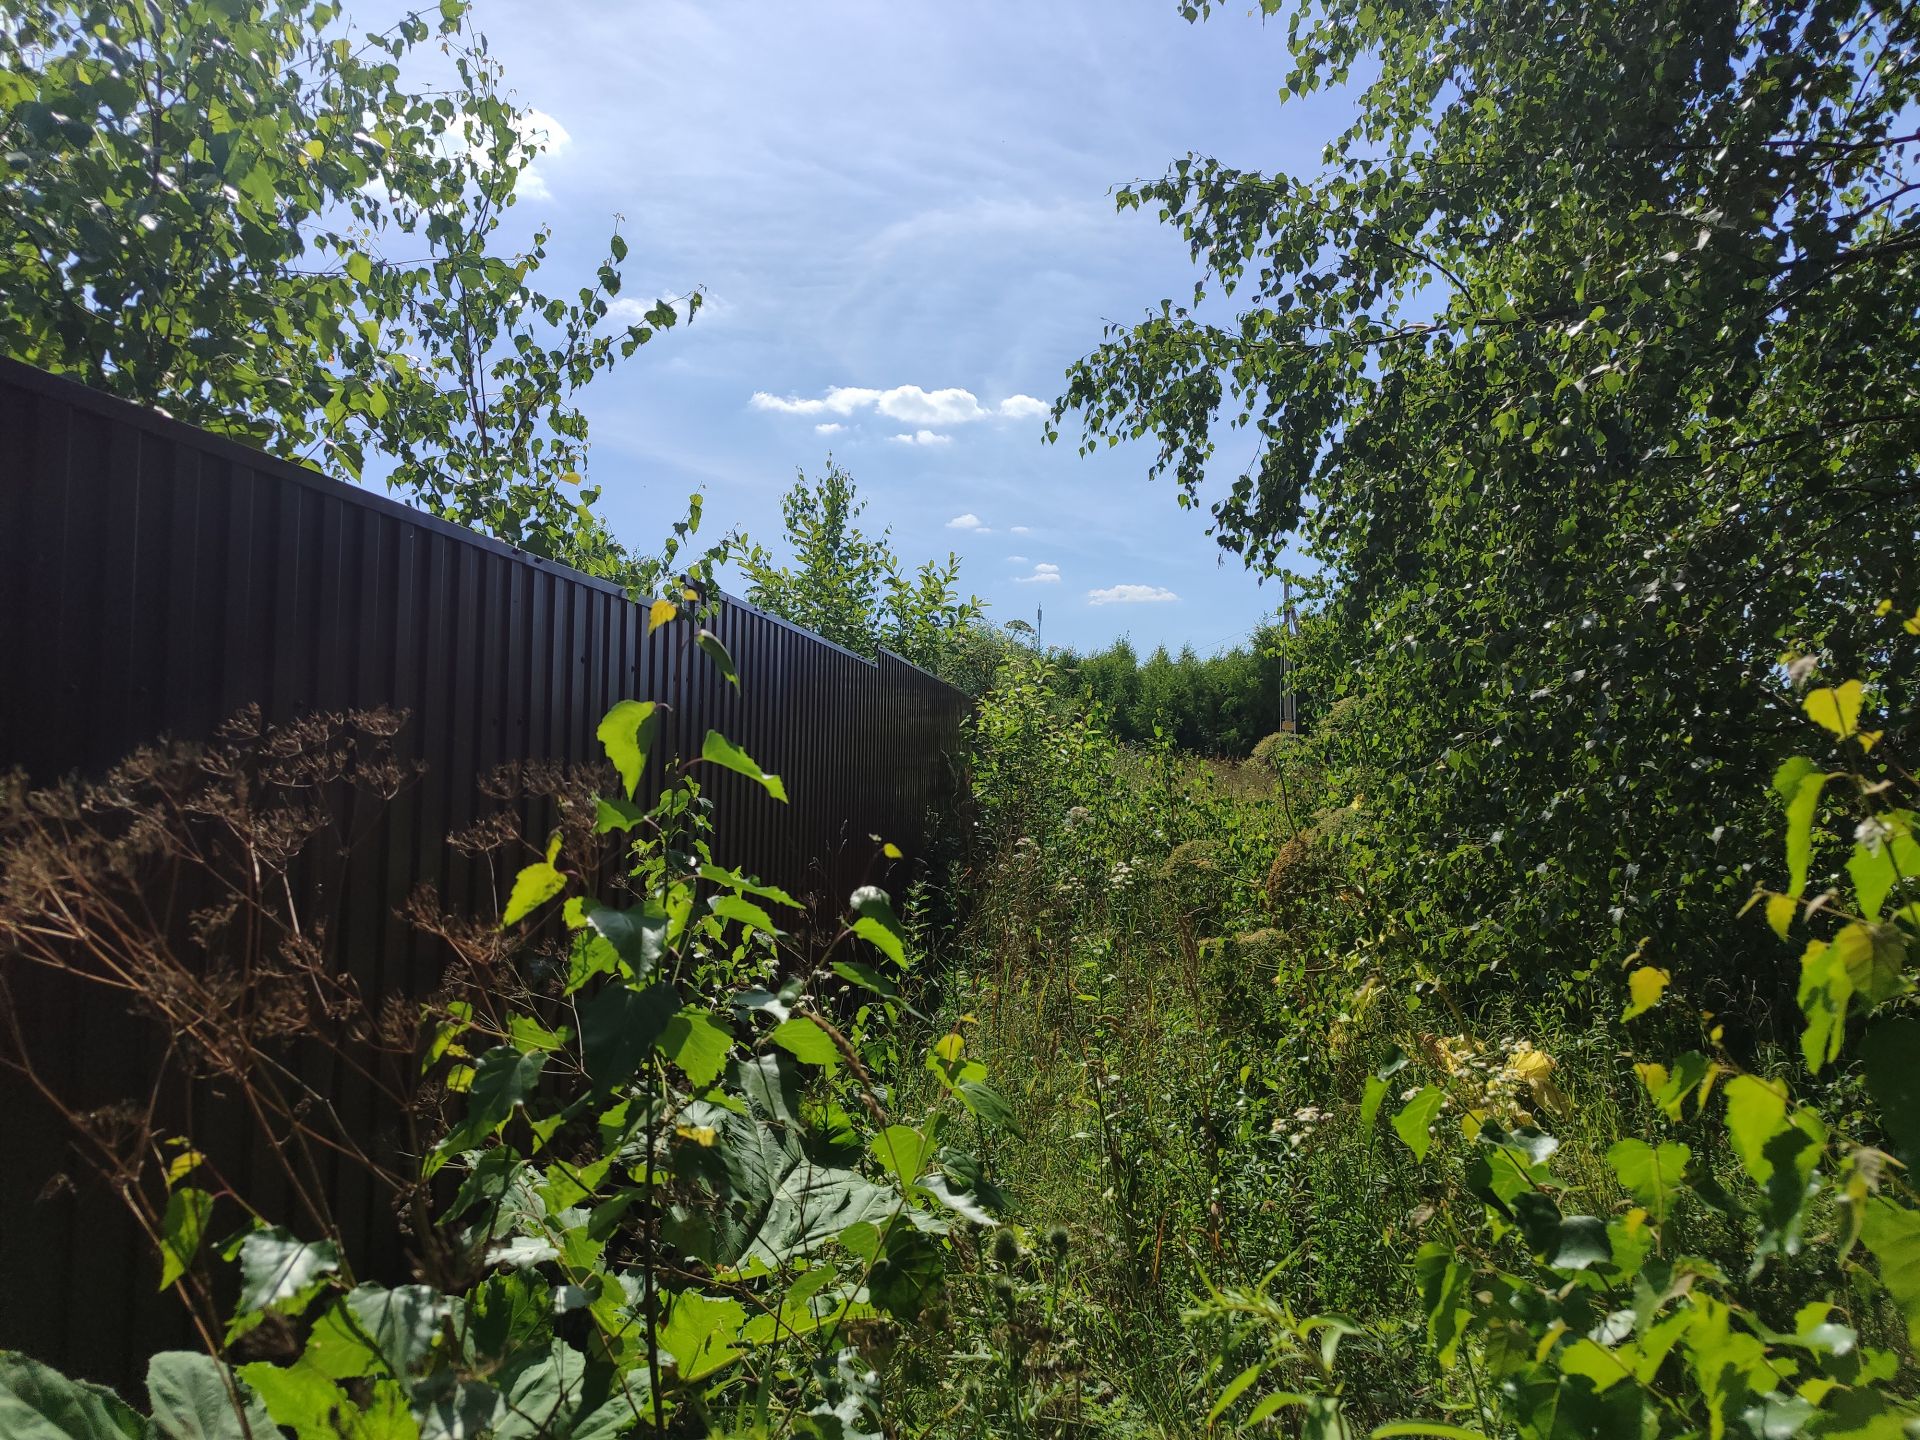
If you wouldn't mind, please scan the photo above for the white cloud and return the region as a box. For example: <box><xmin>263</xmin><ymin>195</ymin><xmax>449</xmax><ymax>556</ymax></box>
<box><xmin>892</xmin><ymin>430</ymin><xmax>951</xmax><ymax>446</ymax></box>
<box><xmin>1006</xmin><ymin>555</ymin><xmax>1028</xmax><ymax>564</ymax></box>
<box><xmin>1088</xmin><ymin>583</ymin><xmax>1179</xmax><ymax>605</ymax></box>
<box><xmin>1015</xmin><ymin>562</ymin><xmax>1061</xmax><ymax>585</ymax></box>
<box><xmin>1010</xmin><ymin>525</ymin><xmax>1031</xmax><ymax>535</ymax></box>
<box><xmin>814</xmin><ymin>422</ymin><xmax>844</xmax><ymax>435</ymax></box>
<box><xmin>749</xmin><ymin>385</ymin><xmax>1048</xmax><ymax>427</ymax></box>
<box><xmin>750</xmin><ymin>386</ymin><xmax>881</xmax><ymax>416</ymax></box>
<box><xmin>511</xmin><ymin>108</ymin><xmax>570</xmax><ymax>200</ymax></box>
<box><xmin>947</xmin><ymin>513</ymin><xmax>987</xmax><ymax>531</ymax></box>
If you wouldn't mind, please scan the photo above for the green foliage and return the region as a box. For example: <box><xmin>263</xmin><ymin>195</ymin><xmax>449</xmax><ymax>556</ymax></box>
<box><xmin>3</xmin><ymin>609</ymin><xmax>1016</xmax><ymax>1438</ymax></box>
<box><xmin>0</xmin><ymin>0</ymin><xmax>707</xmax><ymax>585</ymax></box>
<box><xmin>1050</xmin><ymin>623</ymin><xmax>1297</xmax><ymax>756</ymax></box>
<box><xmin>1054</xmin><ymin>0</ymin><xmax>1920</xmax><ymax>1016</ymax></box>
<box><xmin>736</xmin><ymin>458</ymin><xmax>987</xmax><ymax>680</ymax></box>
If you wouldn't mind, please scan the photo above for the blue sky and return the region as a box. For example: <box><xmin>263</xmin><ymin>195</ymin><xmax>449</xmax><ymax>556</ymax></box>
<box><xmin>464</xmin><ymin>0</ymin><xmax>1355</xmax><ymax>654</ymax></box>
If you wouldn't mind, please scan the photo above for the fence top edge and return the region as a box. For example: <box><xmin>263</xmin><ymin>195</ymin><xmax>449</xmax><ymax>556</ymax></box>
<box><xmin>1</xmin><ymin>357</ymin><xmax>970</xmax><ymax>705</ymax></box>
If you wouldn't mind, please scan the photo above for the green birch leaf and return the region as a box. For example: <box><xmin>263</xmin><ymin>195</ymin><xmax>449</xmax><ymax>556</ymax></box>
<box><xmin>1860</xmin><ymin>1195</ymin><xmax>1920</xmax><ymax>1347</ymax></box>
<box><xmin>1392</xmin><ymin>1085</ymin><xmax>1444</xmax><ymax>1162</ymax></box>
<box><xmin>1358</xmin><ymin>1075</ymin><xmax>1389</xmax><ymax>1136</ymax></box>
<box><xmin>503</xmin><ymin>862</ymin><xmax>565</xmax><ymax>927</ymax></box>
<box><xmin>158</xmin><ymin>1187</ymin><xmax>213</xmax><ymax>1291</ymax></box>
<box><xmin>700</xmin><ymin>731</ymin><xmax>786</xmax><ymax>801</ymax></box>
<box><xmin>594</xmin><ymin>700</ymin><xmax>656</xmax><ymax>799</ymax></box>
<box><xmin>1723</xmin><ymin>1075</ymin><xmax>1789</xmax><ymax>1184</ymax></box>
<box><xmin>1860</xmin><ymin>1018</ymin><xmax>1920</xmax><ymax>1161</ymax></box>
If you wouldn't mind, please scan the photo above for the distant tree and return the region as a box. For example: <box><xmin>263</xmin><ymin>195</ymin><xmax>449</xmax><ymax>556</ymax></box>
<box><xmin>0</xmin><ymin>0</ymin><xmax>696</xmax><ymax>584</ymax></box>
<box><xmin>737</xmin><ymin>458</ymin><xmax>986</xmax><ymax>678</ymax></box>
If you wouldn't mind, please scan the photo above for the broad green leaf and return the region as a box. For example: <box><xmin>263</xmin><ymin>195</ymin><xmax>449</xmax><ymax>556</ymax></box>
<box><xmin>1804</xmin><ymin>680</ymin><xmax>1864</xmax><ymax>738</ymax></box>
<box><xmin>1773</xmin><ymin>760</ymin><xmax>1830</xmax><ymax>900</ymax></box>
<box><xmin>1860</xmin><ymin>1018</ymin><xmax>1920</xmax><ymax>1160</ymax></box>
<box><xmin>695</xmin><ymin>629</ymin><xmax>739</xmax><ymax>687</ymax></box>
<box><xmin>699</xmin><ymin>863</ymin><xmax>801</xmax><ymax>908</ymax></box>
<box><xmin>236</xmin><ymin>1228</ymin><xmax>340</xmax><ymax>1315</ymax></box>
<box><xmin>592</xmin><ymin>796</ymin><xmax>645</xmax><ymax>834</ymax></box>
<box><xmin>583</xmin><ymin>901</ymin><xmax>668</xmax><ymax>981</ymax></box>
<box><xmin>0</xmin><ymin>1352</ymin><xmax>146</xmax><ymax>1440</ymax></box>
<box><xmin>233</xmin><ymin>1362</ymin><xmax>344</xmax><ymax>1438</ymax></box>
<box><xmin>771</xmin><ymin>1016</ymin><xmax>840</xmax><ymax>1072</ymax></box>
<box><xmin>1392</xmin><ymin>1085</ymin><xmax>1444</xmax><ymax>1162</ymax></box>
<box><xmin>1860</xmin><ymin>1195</ymin><xmax>1920</xmax><ymax>1347</ymax></box>
<box><xmin>661</xmin><ymin>1007</ymin><xmax>734</xmax><ymax>1087</ymax></box>
<box><xmin>849</xmin><ymin>886</ymin><xmax>909</xmax><ymax>967</ymax></box>
<box><xmin>1723</xmin><ymin>1075</ymin><xmax>1789</xmax><ymax>1183</ymax></box>
<box><xmin>1797</xmin><ymin>939</ymin><xmax>1853</xmax><ymax>1075</ymax></box>
<box><xmin>852</xmin><ymin>917</ymin><xmax>906</xmax><ymax>968</ymax></box>
<box><xmin>1832</xmin><ymin>921</ymin><xmax>1910</xmax><ymax>1006</ymax></box>
<box><xmin>1414</xmin><ymin>1240</ymin><xmax>1471</xmax><ymax>1368</ymax></box>
<box><xmin>658</xmin><ymin>1292</ymin><xmax>746</xmax><ymax>1382</ymax></box>
<box><xmin>830</xmin><ymin>959</ymin><xmax>901</xmax><ymax>999</ymax></box>
<box><xmin>341</xmin><ymin>1284</ymin><xmax>448</xmax><ymax>1378</ymax></box>
<box><xmin>956</xmin><ymin>1080</ymin><xmax>1018</xmax><ymax>1131</ymax></box>
<box><xmin>159</xmin><ymin>1187</ymin><xmax>212</xmax><ymax>1290</ymax></box>
<box><xmin>147</xmin><ymin>1353</ymin><xmax>275</xmax><ymax>1440</ymax></box>
<box><xmin>580</xmin><ymin>980</ymin><xmax>677</xmax><ymax>1094</ymax></box>
<box><xmin>1606</xmin><ymin>1139</ymin><xmax>1690</xmax><ymax>1221</ymax></box>
<box><xmin>429</xmin><ymin>1046</ymin><xmax>546</xmax><ymax>1171</ymax></box>
<box><xmin>710</xmin><ymin>894</ymin><xmax>780</xmax><ymax>938</ymax></box>
<box><xmin>503</xmin><ymin>862</ymin><xmax>565</xmax><ymax>927</ymax></box>
<box><xmin>868</xmin><ymin>1125</ymin><xmax>929</xmax><ymax>1188</ymax></box>
<box><xmin>1358</xmin><ymin>1075</ymin><xmax>1389</xmax><ymax>1136</ymax></box>
<box><xmin>1622</xmin><ymin>966</ymin><xmax>1669</xmax><ymax>1020</ymax></box>
<box><xmin>594</xmin><ymin>700</ymin><xmax>656</xmax><ymax>799</ymax></box>
<box><xmin>700</xmin><ymin>731</ymin><xmax>786</xmax><ymax>801</ymax></box>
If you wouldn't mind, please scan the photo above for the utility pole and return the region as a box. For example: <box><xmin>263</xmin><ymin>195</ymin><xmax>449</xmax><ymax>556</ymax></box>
<box><xmin>1036</xmin><ymin>605</ymin><xmax>1043</xmax><ymax>653</ymax></box>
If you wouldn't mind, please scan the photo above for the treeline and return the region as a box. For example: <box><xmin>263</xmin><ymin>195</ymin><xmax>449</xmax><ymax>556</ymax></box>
<box><xmin>1048</xmin><ymin>630</ymin><xmax>1295</xmax><ymax>755</ymax></box>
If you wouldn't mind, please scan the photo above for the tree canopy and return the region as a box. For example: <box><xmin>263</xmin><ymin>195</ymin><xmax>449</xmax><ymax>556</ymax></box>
<box><xmin>0</xmin><ymin>0</ymin><xmax>694</xmax><ymax>582</ymax></box>
<box><xmin>736</xmin><ymin>458</ymin><xmax>987</xmax><ymax>680</ymax></box>
<box><xmin>1055</xmin><ymin>0</ymin><xmax>1920</xmax><ymax>1008</ymax></box>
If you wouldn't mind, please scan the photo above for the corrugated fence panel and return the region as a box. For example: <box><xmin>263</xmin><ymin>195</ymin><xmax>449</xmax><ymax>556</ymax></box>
<box><xmin>0</xmin><ymin>360</ymin><xmax>970</xmax><ymax>1382</ymax></box>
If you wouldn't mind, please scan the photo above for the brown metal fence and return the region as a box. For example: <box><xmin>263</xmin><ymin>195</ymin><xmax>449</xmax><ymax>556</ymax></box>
<box><xmin>0</xmin><ymin>359</ymin><xmax>971</xmax><ymax>1380</ymax></box>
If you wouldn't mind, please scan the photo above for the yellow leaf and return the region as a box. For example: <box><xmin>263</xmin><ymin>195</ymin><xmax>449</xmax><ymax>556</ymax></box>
<box><xmin>681</xmin><ymin>586</ymin><xmax>699</xmax><ymax>603</ymax></box>
<box><xmin>165</xmin><ymin>1150</ymin><xmax>205</xmax><ymax>1187</ymax></box>
<box><xmin>1876</xmin><ymin>599</ymin><xmax>1893</xmax><ymax>617</ymax></box>
<box><xmin>1623</xmin><ymin>966</ymin><xmax>1670</xmax><ymax>1020</ymax></box>
<box><xmin>1905</xmin><ymin>607</ymin><xmax>1920</xmax><ymax>636</ymax></box>
<box><xmin>933</xmin><ymin>1032</ymin><xmax>965</xmax><ymax>1062</ymax></box>
<box><xmin>1803</xmin><ymin>680</ymin><xmax>1864</xmax><ymax>738</ymax></box>
<box><xmin>675</xmin><ymin>1124</ymin><xmax>717</xmax><ymax>1147</ymax></box>
<box><xmin>1859</xmin><ymin>729</ymin><xmax>1884</xmax><ymax>753</ymax></box>
<box><xmin>882</xmin><ymin>841</ymin><xmax>903</xmax><ymax>860</ymax></box>
<box><xmin>1765</xmin><ymin>894</ymin><xmax>1796</xmax><ymax>940</ymax></box>
<box><xmin>1635</xmin><ymin>1061</ymin><xmax>1669</xmax><ymax>1098</ymax></box>
<box><xmin>648</xmin><ymin>598</ymin><xmax>677</xmax><ymax>633</ymax></box>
